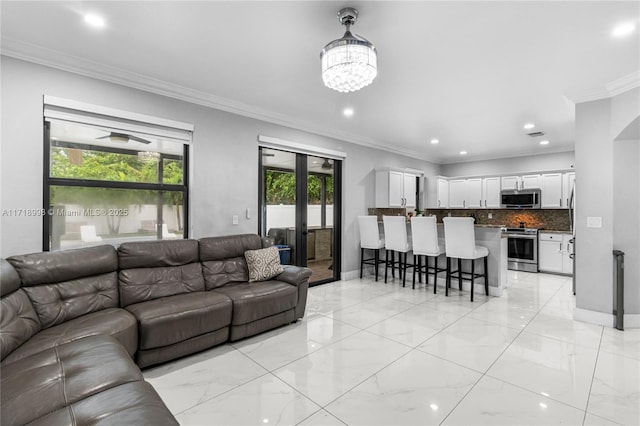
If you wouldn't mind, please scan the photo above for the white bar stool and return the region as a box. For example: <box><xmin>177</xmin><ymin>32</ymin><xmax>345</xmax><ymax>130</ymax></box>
<box><xmin>358</xmin><ymin>215</ymin><xmax>386</xmax><ymax>281</ymax></box>
<box><xmin>443</xmin><ymin>217</ymin><xmax>489</xmax><ymax>301</ymax></box>
<box><xmin>411</xmin><ymin>216</ymin><xmax>446</xmax><ymax>292</ymax></box>
<box><xmin>383</xmin><ymin>216</ymin><xmax>412</xmax><ymax>287</ymax></box>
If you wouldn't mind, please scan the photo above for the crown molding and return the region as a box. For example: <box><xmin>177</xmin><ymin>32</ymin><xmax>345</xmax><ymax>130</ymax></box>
<box><xmin>1</xmin><ymin>37</ymin><xmax>432</xmax><ymax>162</ymax></box>
<box><xmin>438</xmin><ymin>145</ymin><xmax>575</xmax><ymax>165</ymax></box>
<box><xmin>565</xmin><ymin>71</ymin><xmax>640</xmax><ymax>104</ymax></box>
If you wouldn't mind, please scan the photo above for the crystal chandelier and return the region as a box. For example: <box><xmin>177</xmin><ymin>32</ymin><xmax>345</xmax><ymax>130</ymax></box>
<box><xmin>321</xmin><ymin>8</ymin><xmax>377</xmax><ymax>93</ymax></box>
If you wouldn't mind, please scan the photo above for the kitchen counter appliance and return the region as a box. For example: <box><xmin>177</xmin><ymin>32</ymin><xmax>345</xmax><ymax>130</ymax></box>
<box><xmin>501</xmin><ymin>188</ymin><xmax>541</xmax><ymax>209</ymax></box>
<box><xmin>503</xmin><ymin>227</ymin><xmax>539</xmax><ymax>272</ymax></box>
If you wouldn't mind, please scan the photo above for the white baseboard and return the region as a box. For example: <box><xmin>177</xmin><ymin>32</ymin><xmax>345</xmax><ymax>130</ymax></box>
<box><xmin>624</xmin><ymin>314</ymin><xmax>640</xmax><ymax>329</ymax></box>
<box><xmin>574</xmin><ymin>308</ymin><xmax>615</xmax><ymax>327</ymax></box>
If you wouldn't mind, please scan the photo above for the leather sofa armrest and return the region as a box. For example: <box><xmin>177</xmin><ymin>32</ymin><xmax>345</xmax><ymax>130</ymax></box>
<box><xmin>276</xmin><ymin>265</ymin><xmax>312</xmax><ymax>287</ymax></box>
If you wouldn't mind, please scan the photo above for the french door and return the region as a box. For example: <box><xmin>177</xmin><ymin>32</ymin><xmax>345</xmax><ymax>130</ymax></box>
<box><xmin>258</xmin><ymin>147</ymin><xmax>341</xmax><ymax>285</ymax></box>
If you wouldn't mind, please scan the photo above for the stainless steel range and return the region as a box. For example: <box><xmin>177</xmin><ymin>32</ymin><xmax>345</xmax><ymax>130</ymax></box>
<box><xmin>503</xmin><ymin>227</ymin><xmax>539</xmax><ymax>272</ymax></box>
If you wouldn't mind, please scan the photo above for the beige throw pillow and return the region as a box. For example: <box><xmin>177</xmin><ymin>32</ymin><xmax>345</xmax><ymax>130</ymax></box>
<box><xmin>244</xmin><ymin>246</ymin><xmax>284</xmax><ymax>282</ymax></box>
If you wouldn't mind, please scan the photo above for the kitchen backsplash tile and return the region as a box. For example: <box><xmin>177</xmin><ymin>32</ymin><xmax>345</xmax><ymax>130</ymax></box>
<box><xmin>423</xmin><ymin>209</ymin><xmax>571</xmax><ymax>231</ymax></box>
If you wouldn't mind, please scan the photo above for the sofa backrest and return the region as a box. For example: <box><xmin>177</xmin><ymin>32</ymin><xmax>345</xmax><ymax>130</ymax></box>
<box><xmin>7</xmin><ymin>245</ymin><xmax>119</xmax><ymax>331</ymax></box>
<box><xmin>118</xmin><ymin>239</ymin><xmax>204</xmax><ymax>307</ymax></box>
<box><xmin>0</xmin><ymin>259</ymin><xmax>41</xmax><ymax>361</ymax></box>
<box><xmin>198</xmin><ymin>234</ymin><xmax>262</xmax><ymax>290</ymax></box>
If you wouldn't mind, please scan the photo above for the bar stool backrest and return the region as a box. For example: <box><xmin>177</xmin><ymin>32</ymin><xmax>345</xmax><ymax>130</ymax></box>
<box><xmin>443</xmin><ymin>217</ymin><xmax>476</xmax><ymax>259</ymax></box>
<box><xmin>411</xmin><ymin>216</ymin><xmax>440</xmax><ymax>256</ymax></box>
<box><xmin>383</xmin><ymin>216</ymin><xmax>410</xmax><ymax>253</ymax></box>
<box><xmin>358</xmin><ymin>216</ymin><xmax>384</xmax><ymax>249</ymax></box>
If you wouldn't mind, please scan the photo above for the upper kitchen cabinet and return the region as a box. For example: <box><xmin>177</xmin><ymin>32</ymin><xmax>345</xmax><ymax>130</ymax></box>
<box><xmin>448</xmin><ymin>178</ymin><xmax>482</xmax><ymax>208</ymax></box>
<box><xmin>426</xmin><ymin>176</ymin><xmax>449</xmax><ymax>208</ymax></box>
<box><xmin>562</xmin><ymin>172</ymin><xmax>575</xmax><ymax>208</ymax></box>
<box><xmin>376</xmin><ymin>169</ymin><xmax>417</xmax><ymax>208</ymax></box>
<box><xmin>501</xmin><ymin>174</ymin><xmax>541</xmax><ymax>190</ymax></box>
<box><xmin>482</xmin><ymin>177</ymin><xmax>501</xmax><ymax>208</ymax></box>
<box><xmin>541</xmin><ymin>172</ymin><xmax>575</xmax><ymax>208</ymax></box>
<box><xmin>541</xmin><ymin>173</ymin><xmax>563</xmax><ymax>208</ymax></box>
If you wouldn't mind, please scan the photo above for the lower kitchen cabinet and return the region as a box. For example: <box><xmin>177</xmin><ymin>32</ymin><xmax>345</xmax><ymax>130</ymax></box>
<box><xmin>538</xmin><ymin>232</ymin><xmax>573</xmax><ymax>275</ymax></box>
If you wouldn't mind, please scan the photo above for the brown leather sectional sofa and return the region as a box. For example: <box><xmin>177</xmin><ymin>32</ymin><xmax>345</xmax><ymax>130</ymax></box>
<box><xmin>1</xmin><ymin>233</ymin><xmax>312</xmax><ymax>425</ymax></box>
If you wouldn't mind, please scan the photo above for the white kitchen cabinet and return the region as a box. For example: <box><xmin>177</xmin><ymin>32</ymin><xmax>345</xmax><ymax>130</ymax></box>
<box><xmin>501</xmin><ymin>176</ymin><xmax>520</xmax><ymax>190</ymax></box>
<box><xmin>375</xmin><ymin>169</ymin><xmax>417</xmax><ymax>208</ymax></box>
<box><xmin>448</xmin><ymin>178</ymin><xmax>482</xmax><ymax>208</ymax></box>
<box><xmin>403</xmin><ymin>172</ymin><xmax>417</xmax><ymax>208</ymax></box>
<box><xmin>541</xmin><ymin>173</ymin><xmax>563</xmax><ymax>208</ymax></box>
<box><xmin>448</xmin><ymin>179</ymin><xmax>467</xmax><ymax>208</ymax></box>
<box><xmin>482</xmin><ymin>177</ymin><xmax>501</xmax><ymax>208</ymax></box>
<box><xmin>521</xmin><ymin>174</ymin><xmax>542</xmax><ymax>189</ymax></box>
<box><xmin>502</xmin><ymin>174</ymin><xmax>542</xmax><ymax>190</ymax></box>
<box><xmin>466</xmin><ymin>178</ymin><xmax>483</xmax><ymax>208</ymax></box>
<box><xmin>538</xmin><ymin>232</ymin><xmax>573</xmax><ymax>275</ymax></box>
<box><xmin>425</xmin><ymin>176</ymin><xmax>449</xmax><ymax>208</ymax></box>
<box><xmin>562</xmin><ymin>172</ymin><xmax>575</xmax><ymax>208</ymax></box>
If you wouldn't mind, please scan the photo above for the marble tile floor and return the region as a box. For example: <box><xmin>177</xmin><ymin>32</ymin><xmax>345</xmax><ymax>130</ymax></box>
<box><xmin>144</xmin><ymin>271</ymin><xmax>640</xmax><ymax>426</ymax></box>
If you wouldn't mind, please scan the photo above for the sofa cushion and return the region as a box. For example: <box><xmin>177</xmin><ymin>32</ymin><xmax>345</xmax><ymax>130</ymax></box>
<box><xmin>213</xmin><ymin>281</ymin><xmax>297</xmax><ymax>325</ymax></box>
<box><xmin>2</xmin><ymin>308</ymin><xmax>137</xmax><ymax>365</ymax></box>
<box><xmin>118</xmin><ymin>239</ymin><xmax>199</xmax><ymax>269</ymax></box>
<box><xmin>0</xmin><ymin>288</ymin><xmax>41</xmax><ymax>361</ymax></box>
<box><xmin>0</xmin><ymin>258</ymin><xmax>21</xmax><ymax>297</ymax></box>
<box><xmin>125</xmin><ymin>291</ymin><xmax>232</xmax><ymax>351</ymax></box>
<box><xmin>8</xmin><ymin>246</ymin><xmax>120</xmax><ymax>329</ymax></box>
<box><xmin>8</xmin><ymin>245</ymin><xmax>117</xmax><ymax>285</ymax></box>
<box><xmin>23</xmin><ymin>272</ymin><xmax>119</xmax><ymax>329</ymax></box>
<box><xmin>119</xmin><ymin>263</ymin><xmax>204</xmax><ymax>307</ymax></box>
<box><xmin>0</xmin><ymin>335</ymin><xmax>143</xmax><ymax>426</ymax></box>
<box><xmin>245</xmin><ymin>246</ymin><xmax>284</xmax><ymax>282</ymax></box>
<box><xmin>199</xmin><ymin>234</ymin><xmax>262</xmax><ymax>289</ymax></box>
<box><xmin>26</xmin><ymin>381</ymin><xmax>178</xmax><ymax>426</ymax></box>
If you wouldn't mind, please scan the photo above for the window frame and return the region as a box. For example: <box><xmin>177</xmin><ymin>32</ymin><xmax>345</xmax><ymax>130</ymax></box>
<box><xmin>42</xmin><ymin>120</ymin><xmax>190</xmax><ymax>251</ymax></box>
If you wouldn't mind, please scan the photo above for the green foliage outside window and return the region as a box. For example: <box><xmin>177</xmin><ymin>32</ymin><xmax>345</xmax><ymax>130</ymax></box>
<box><xmin>265</xmin><ymin>170</ymin><xmax>333</xmax><ymax>205</ymax></box>
<box><xmin>50</xmin><ymin>147</ymin><xmax>184</xmax><ymax>235</ymax></box>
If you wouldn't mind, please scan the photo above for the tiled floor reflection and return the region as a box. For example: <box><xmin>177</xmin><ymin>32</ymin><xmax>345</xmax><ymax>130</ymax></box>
<box><xmin>144</xmin><ymin>271</ymin><xmax>640</xmax><ymax>426</ymax></box>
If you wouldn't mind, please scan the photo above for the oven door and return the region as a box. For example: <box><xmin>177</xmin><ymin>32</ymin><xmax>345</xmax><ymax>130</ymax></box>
<box><xmin>507</xmin><ymin>234</ymin><xmax>538</xmax><ymax>272</ymax></box>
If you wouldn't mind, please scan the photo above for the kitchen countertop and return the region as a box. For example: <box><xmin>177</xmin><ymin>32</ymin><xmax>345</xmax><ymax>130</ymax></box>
<box><xmin>538</xmin><ymin>229</ymin><xmax>572</xmax><ymax>234</ymax></box>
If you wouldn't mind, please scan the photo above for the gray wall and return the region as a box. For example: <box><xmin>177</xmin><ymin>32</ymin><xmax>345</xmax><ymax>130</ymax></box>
<box><xmin>613</xmin><ymin>138</ymin><xmax>639</xmax><ymax>315</ymax></box>
<box><xmin>440</xmin><ymin>151</ymin><xmax>575</xmax><ymax>177</ymax></box>
<box><xmin>0</xmin><ymin>56</ymin><xmax>439</xmax><ymax>277</ymax></box>
<box><xmin>574</xmin><ymin>87</ymin><xmax>639</xmax><ymax>319</ymax></box>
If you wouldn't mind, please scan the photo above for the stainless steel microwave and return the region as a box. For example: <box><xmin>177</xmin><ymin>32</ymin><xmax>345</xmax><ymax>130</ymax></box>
<box><xmin>500</xmin><ymin>188</ymin><xmax>541</xmax><ymax>209</ymax></box>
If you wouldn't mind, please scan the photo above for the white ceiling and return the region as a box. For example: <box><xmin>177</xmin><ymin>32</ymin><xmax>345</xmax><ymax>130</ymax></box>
<box><xmin>2</xmin><ymin>1</ymin><xmax>638</xmax><ymax>163</ymax></box>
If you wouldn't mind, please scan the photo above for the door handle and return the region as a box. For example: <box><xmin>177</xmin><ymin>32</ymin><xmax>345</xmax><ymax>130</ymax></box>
<box><xmin>560</xmin><ymin>198</ymin><xmax>562</xmax><ymax>207</ymax></box>
<box><xmin>559</xmin><ymin>242</ymin><xmax>562</xmax><ymax>252</ymax></box>
<box><xmin>438</xmin><ymin>200</ymin><xmax>441</xmax><ymax>207</ymax></box>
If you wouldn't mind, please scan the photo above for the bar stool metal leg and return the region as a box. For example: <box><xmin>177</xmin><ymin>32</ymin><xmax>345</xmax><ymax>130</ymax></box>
<box><xmin>484</xmin><ymin>256</ymin><xmax>489</xmax><ymax>295</ymax></box>
<box><xmin>471</xmin><ymin>259</ymin><xmax>475</xmax><ymax>302</ymax></box>
<box><xmin>458</xmin><ymin>258</ymin><xmax>463</xmax><ymax>290</ymax></box>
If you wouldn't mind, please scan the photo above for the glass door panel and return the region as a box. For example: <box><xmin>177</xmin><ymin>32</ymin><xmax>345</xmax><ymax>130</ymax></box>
<box><xmin>261</xmin><ymin>148</ymin><xmax>296</xmax><ymax>266</ymax></box>
<box><xmin>306</xmin><ymin>156</ymin><xmax>334</xmax><ymax>282</ymax></box>
<box><xmin>259</xmin><ymin>147</ymin><xmax>341</xmax><ymax>285</ymax></box>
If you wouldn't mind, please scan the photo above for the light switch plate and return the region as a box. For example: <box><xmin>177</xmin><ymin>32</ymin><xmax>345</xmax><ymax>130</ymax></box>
<box><xmin>488</xmin><ymin>212</ymin><xmax>493</xmax><ymax>219</ymax></box>
<box><xmin>232</xmin><ymin>215</ymin><xmax>239</xmax><ymax>225</ymax></box>
<box><xmin>587</xmin><ymin>216</ymin><xmax>602</xmax><ymax>228</ymax></box>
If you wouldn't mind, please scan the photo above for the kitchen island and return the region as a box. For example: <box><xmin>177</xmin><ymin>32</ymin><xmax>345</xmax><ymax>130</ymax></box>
<box><xmin>378</xmin><ymin>222</ymin><xmax>507</xmax><ymax>296</ymax></box>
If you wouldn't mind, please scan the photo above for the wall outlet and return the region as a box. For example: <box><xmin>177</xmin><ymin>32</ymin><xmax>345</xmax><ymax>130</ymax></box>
<box><xmin>488</xmin><ymin>212</ymin><xmax>493</xmax><ymax>219</ymax></box>
<box><xmin>587</xmin><ymin>216</ymin><xmax>602</xmax><ymax>228</ymax></box>
<box><xmin>232</xmin><ymin>215</ymin><xmax>239</xmax><ymax>225</ymax></box>
<box><xmin>448</xmin><ymin>212</ymin><xmax>451</xmax><ymax>217</ymax></box>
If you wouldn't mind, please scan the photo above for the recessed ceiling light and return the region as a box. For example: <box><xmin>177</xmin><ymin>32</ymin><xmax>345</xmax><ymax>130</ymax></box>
<box><xmin>430</xmin><ymin>139</ymin><xmax>439</xmax><ymax>144</ymax></box>
<box><xmin>524</xmin><ymin>123</ymin><xmax>536</xmax><ymax>130</ymax></box>
<box><xmin>84</xmin><ymin>14</ymin><xmax>105</xmax><ymax>28</ymax></box>
<box><xmin>459</xmin><ymin>150</ymin><xmax>467</xmax><ymax>155</ymax></box>
<box><xmin>343</xmin><ymin>107</ymin><xmax>354</xmax><ymax>117</ymax></box>
<box><xmin>539</xmin><ymin>140</ymin><xmax>549</xmax><ymax>145</ymax></box>
<box><xmin>612</xmin><ymin>22</ymin><xmax>636</xmax><ymax>38</ymax></box>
